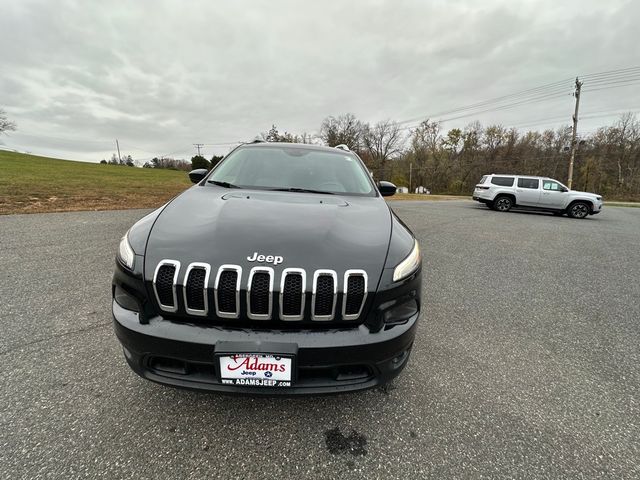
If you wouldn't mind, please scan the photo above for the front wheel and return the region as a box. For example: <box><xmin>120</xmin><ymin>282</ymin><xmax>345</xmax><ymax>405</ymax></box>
<box><xmin>494</xmin><ymin>196</ymin><xmax>513</xmax><ymax>212</ymax></box>
<box><xmin>568</xmin><ymin>202</ymin><xmax>590</xmax><ymax>219</ymax></box>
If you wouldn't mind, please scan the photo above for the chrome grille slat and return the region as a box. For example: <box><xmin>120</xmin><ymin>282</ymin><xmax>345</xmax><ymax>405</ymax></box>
<box><xmin>342</xmin><ymin>269</ymin><xmax>368</xmax><ymax>320</ymax></box>
<box><xmin>247</xmin><ymin>267</ymin><xmax>274</xmax><ymax>320</ymax></box>
<box><xmin>153</xmin><ymin>260</ymin><xmax>181</xmax><ymax>313</ymax></box>
<box><xmin>311</xmin><ymin>270</ymin><xmax>337</xmax><ymax>321</ymax></box>
<box><xmin>183</xmin><ymin>262</ymin><xmax>211</xmax><ymax>316</ymax></box>
<box><xmin>214</xmin><ymin>265</ymin><xmax>242</xmax><ymax>319</ymax></box>
<box><xmin>279</xmin><ymin>268</ymin><xmax>306</xmax><ymax>321</ymax></box>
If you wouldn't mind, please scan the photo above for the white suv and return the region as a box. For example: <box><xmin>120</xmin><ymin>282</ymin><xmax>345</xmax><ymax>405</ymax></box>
<box><xmin>473</xmin><ymin>174</ymin><xmax>603</xmax><ymax>219</ymax></box>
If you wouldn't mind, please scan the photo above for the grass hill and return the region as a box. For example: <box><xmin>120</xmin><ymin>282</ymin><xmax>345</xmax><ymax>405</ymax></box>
<box><xmin>0</xmin><ymin>151</ymin><xmax>191</xmax><ymax>215</ymax></box>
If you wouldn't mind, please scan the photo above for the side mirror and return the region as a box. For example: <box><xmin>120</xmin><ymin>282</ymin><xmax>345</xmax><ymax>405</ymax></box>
<box><xmin>188</xmin><ymin>168</ymin><xmax>208</xmax><ymax>184</ymax></box>
<box><xmin>561</xmin><ymin>187</ymin><xmax>569</xmax><ymax>192</ymax></box>
<box><xmin>378</xmin><ymin>180</ymin><xmax>396</xmax><ymax>197</ymax></box>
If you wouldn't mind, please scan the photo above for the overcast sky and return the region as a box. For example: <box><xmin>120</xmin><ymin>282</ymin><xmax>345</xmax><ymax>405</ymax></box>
<box><xmin>1</xmin><ymin>0</ymin><xmax>639</xmax><ymax>162</ymax></box>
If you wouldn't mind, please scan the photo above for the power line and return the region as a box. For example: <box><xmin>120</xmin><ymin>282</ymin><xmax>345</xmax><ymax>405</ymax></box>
<box><xmin>505</xmin><ymin>107</ymin><xmax>640</xmax><ymax>130</ymax></box>
<box><xmin>583</xmin><ymin>79</ymin><xmax>640</xmax><ymax>93</ymax></box>
<box><xmin>580</xmin><ymin>66</ymin><xmax>640</xmax><ymax>79</ymax></box>
<box><xmin>583</xmin><ymin>70</ymin><xmax>640</xmax><ymax>84</ymax></box>
<box><xmin>397</xmin><ymin>79</ymin><xmax>574</xmax><ymax>126</ymax></box>
<box><xmin>399</xmin><ymin>92</ymin><xmax>571</xmax><ymax>131</ymax></box>
<box><xmin>582</xmin><ymin>76</ymin><xmax>640</xmax><ymax>88</ymax></box>
<box><xmin>396</xmin><ymin>66</ymin><xmax>640</xmax><ymax>132</ymax></box>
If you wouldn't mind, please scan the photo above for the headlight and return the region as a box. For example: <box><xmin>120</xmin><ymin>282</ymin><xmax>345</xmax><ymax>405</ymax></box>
<box><xmin>117</xmin><ymin>231</ymin><xmax>135</xmax><ymax>269</ymax></box>
<box><xmin>393</xmin><ymin>239</ymin><xmax>421</xmax><ymax>282</ymax></box>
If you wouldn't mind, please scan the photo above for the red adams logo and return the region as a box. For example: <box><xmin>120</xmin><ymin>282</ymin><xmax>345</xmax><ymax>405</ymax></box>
<box><xmin>226</xmin><ymin>355</ymin><xmax>286</xmax><ymax>372</ymax></box>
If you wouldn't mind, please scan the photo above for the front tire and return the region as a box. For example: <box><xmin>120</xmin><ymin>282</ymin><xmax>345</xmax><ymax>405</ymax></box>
<box><xmin>494</xmin><ymin>196</ymin><xmax>513</xmax><ymax>212</ymax></box>
<box><xmin>568</xmin><ymin>201</ymin><xmax>590</xmax><ymax>219</ymax></box>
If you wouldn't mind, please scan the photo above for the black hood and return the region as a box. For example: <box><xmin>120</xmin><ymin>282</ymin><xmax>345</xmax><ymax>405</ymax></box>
<box><xmin>144</xmin><ymin>186</ymin><xmax>392</xmax><ymax>285</ymax></box>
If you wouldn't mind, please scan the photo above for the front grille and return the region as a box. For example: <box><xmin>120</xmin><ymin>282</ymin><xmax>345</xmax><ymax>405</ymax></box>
<box><xmin>152</xmin><ymin>261</ymin><xmax>368</xmax><ymax>324</ymax></box>
<box><xmin>154</xmin><ymin>261</ymin><xmax>179</xmax><ymax>311</ymax></box>
<box><xmin>215</xmin><ymin>266</ymin><xmax>240</xmax><ymax>318</ymax></box>
<box><xmin>248</xmin><ymin>269</ymin><xmax>272</xmax><ymax>319</ymax></box>
<box><xmin>280</xmin><ymin>269</ymin><xmax>305</xmax><ymax>320</ymax></box>
<box><xmin>184</xmin><ymin>264</ymin><xmax>209</xmax><ymax>315</ymax></box>
<box><xmin>343</xmin><ymin>270</ymin><xmax>367</xmax><ymax>319</ymax></box>
<box><xmin>313</xmin><ymin>271</ymin><xmax>336</xmax><ymax>320</ymax></box>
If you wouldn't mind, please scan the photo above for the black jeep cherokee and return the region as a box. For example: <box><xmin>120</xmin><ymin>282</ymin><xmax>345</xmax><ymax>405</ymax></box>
<box><xmin>112</xmin><ymin>142</ymin><xmax>422</xmax><ymax>394</ymax></box>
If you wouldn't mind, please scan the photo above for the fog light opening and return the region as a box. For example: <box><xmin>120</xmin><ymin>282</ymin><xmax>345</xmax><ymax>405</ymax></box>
<box><xmin>114</xmin><ymin>285</ymin><xmax>140</xmax><ymax>312</ymax></box>
<box><xmin>149</xmin><ymin>357</ymin><xmax>188</xmax><ymax>375</ymax></box>
<box><xmin>383</xmin><ymin>298</ymin><xmax>418</xmax><ymax>325</ymax></box>
<box><xmin>390</xmin><ymin>349</ymin><xmax>410</xmax><ymax>369</ymax></box>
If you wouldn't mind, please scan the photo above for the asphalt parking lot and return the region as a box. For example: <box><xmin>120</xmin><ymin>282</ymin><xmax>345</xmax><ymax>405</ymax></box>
<box><xmin>1</xmin><ymin>200</ymin><xmax>639</xmax><ymax>479</ymax></box>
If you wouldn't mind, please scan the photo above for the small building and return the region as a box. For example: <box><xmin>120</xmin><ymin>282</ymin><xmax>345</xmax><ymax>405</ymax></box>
<box><xmin>396</xmin><ymin>186</ymin><xmax>409</xmax><ymax>194</ymax></box>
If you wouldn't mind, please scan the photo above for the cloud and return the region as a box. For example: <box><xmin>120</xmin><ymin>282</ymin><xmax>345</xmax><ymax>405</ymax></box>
<box><xmin>0</xmin><ymin>0</ymin><xmax>637</xmax><ymax>161</ymax></box>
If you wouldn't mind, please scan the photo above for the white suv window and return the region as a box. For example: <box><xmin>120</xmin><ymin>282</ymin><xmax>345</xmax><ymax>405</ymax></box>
<box><xmin>490</xmin><ymin>176</ymin><xmax>514</xmax><ymax>187</ymax></box>
<box><xmin>543</xmin><ymin>180</ymin><xmax>562</xmax><ymax>191</ymax></box>
<box><xmin>517</xmin><ymin>178</ymin><xmax>539</xmax><ymax>189</ymax></box>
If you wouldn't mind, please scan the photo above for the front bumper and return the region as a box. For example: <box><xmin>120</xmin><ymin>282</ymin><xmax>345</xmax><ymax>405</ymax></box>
<box><xmin>113</xmin><ymin>301</ymin><xmax>418</xmax><ymax>395</ymax></box>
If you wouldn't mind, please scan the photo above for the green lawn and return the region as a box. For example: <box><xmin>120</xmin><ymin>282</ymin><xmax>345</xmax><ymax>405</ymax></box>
<box><xmin>0</xmin><ymin>151</ymin><xmax>191</xmax><ymax>214</ymax></box>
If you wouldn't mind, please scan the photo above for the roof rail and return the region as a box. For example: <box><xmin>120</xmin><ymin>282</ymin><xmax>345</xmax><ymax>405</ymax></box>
<box><xmin>334</xmin><ymin>144</ymin><xmax>350</xmax><ymax>151</ymax></box>
<box><xmin>250</xmin><ymin>137</ymin><xmax>266</xmax><ymax>143</ymax></box>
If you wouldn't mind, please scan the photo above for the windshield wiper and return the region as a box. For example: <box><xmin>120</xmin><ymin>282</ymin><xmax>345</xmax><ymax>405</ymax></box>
<box><xmin>269</xmin><ymin>187</ymin><xmax>335</xmax><ymax>195</ymax></box>
<box><xmin>207</xmin><ymin>180</ymin><xmax>240</xmax><ymax>188</ymax></box>
<box><xmin>270</xmin><ymin>187</ymin><xmax>334</xmax><ymax>195</ymax></box>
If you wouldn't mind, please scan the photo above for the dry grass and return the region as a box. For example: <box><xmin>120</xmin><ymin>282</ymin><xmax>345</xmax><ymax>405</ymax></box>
<box><xmin>0</xmin><ymin>151</ymin><xmax>191</xmax><ymax>215</ymax></box>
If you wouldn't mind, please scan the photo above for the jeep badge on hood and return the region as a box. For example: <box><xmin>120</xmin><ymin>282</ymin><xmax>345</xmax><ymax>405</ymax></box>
<box><xmin>247</xmin><ymin>252</ymin><xmax>284</xmax><ymax>265</ymax></box>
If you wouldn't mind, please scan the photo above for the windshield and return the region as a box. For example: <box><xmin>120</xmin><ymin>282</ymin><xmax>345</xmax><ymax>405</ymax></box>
<box><xmin>208</xmin><ymin>146</ymin><xmax>375</xmax><ymax>196</ymax></box>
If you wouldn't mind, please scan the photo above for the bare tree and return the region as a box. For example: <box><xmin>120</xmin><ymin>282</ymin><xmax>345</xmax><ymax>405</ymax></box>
<box><xmin>406</xmin><ymin>120</ymin><xmax>441</xmax><ymax>189</ymax></box>
<box><xmin>319</xmin><ymin>113</ymin><xmax>365</xmax><ymax>150</ymax></box>
<box><xmin>0</xmin><ymin>108</ymin><xmax>16</xmax><ymax>135</ymax></box>
<box><xmin>362</xmin><ymin>119</ymin><xmax>404</xmax><ymax>178</ymax></box>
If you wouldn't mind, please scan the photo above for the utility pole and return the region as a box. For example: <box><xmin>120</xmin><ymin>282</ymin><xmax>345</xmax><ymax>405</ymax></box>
<box><xmin>567</xmin><ymin>77</ymin><xmax>583</xmax><ymax>189</ymax></box>
<box><xmin>409</xmin><ymin>163</ymin><xmax>412</xmax><ymax>192</ymax></box>
<box><xmin>115</xmin><ymin>139</ymin><xmax>122</xmax><ymax>163</ymax></box>
<box><xmin>193</xmin><ymin>143</ymin><xmax>204</xmax><ymax>156</ymax></box>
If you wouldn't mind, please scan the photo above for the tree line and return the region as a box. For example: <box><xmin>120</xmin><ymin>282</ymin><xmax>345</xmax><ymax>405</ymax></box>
<box><xmin>311</xmin><ymin>113</ymin><xmax>639</xmax><ymax>201</ymax></box>
<box><xmin>251</xmin><ymin>113</ymin><xmax>639</xmax><ymax>200</ymax></box>
<box><xmin>97</xmin><ymin>154</ymin><xmax>224</xmax><ymax>171</ymax></box>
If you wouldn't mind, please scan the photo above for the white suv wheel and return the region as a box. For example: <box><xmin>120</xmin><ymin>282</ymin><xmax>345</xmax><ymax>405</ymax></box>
<box><xmin>494</xmin><ymin>197</ymin><xmax>512</xmax><ymax>212</ymax></box>
<box><xmin>569</xmin><ymin>202</ymin><xmax>589</xmax><ymax>219</ymax></box>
